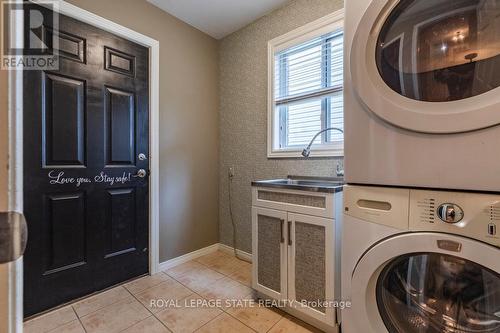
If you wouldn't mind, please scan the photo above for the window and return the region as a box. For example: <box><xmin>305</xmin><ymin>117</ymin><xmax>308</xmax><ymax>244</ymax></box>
<box><xmin>268</xmin><ymin>11</ymin><xmax>344</xmax><ymax>158</ymax></box>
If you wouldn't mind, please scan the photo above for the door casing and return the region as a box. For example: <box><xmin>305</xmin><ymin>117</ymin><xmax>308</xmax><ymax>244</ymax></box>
<box><xmin>7</xmin><ymin>0</ymin><xmax>160</xmax><ymax>275</ymax></box>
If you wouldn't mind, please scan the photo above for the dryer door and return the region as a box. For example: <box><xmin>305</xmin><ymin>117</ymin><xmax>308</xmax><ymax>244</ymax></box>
<box><xmin>351</xmin><ymin>0</ymin><xmax>500</xmax><ymax>133</ymax></box>
<box><xmin>350</xmin><ymin>232</ymin><xmax>500</xmax><ymax>333</ymax></box>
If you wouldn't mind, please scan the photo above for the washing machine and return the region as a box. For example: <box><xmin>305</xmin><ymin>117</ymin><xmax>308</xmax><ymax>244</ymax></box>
<box><xmin>344</xmin><ymin>0</ymin><xmax>500</xmax><ymax>191</ymax></box>
<box><xmin>341</xmin><ymin>185</ymin><xmax>500</xmax><ymax>333</ymax></box>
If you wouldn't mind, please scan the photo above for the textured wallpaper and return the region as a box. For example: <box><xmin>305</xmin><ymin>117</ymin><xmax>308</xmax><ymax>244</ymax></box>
<box><xmin>219</xmin><ymin>0</ymin><xmax>344</xmax><ymax>253</ymax></box>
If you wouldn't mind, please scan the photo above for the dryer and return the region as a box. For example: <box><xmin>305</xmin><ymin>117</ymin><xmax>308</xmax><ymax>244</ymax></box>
<box><xmin>341</xmin><ymin>185</ymin><xmax>500</xmax><ymax>333</ymax></box>
<box><xmin>344</xmin><ymin>0</ymin><xmax>500</xmax><ymax>191</ymax></box>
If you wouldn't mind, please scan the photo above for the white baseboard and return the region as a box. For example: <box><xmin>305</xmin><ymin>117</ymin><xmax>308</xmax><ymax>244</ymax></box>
<box><xmin>218</xmin><ymin>243</ymin><xmax>253</xmax><ymax>262</ymax></box>
<box><xmin>158</xmin><ymin>243</ymin><xmax>220</xmax><ymax>271</ymax></box>
<box><xmin>158</xmin><ymin>243</ymin><xmax>253</xmax><ymax>272</ymax></box>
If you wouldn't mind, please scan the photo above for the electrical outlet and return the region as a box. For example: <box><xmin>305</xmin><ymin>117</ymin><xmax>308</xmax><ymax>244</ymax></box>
<box><xmin>228</xmin><ymin>167</ymin><xmax>235</xmax><ymax>178</ymax></box>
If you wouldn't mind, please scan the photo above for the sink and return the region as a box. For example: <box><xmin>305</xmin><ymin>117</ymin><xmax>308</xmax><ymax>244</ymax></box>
<box><xmin>252</xmin><ymin>176</ymin><xmax>344</xmax><ymax>193</ymax></box>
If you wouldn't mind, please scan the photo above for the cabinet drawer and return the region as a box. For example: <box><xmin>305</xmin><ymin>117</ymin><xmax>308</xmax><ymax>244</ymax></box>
<box><xmin>252</xmin><ymin>187</ymin><xmax>334</xmax><ymax>218</ymax></box>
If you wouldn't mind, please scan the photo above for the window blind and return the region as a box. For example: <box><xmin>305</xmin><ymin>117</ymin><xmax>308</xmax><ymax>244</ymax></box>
<box><xmin>274</xmin><ymin>30</ymin><xmax>344</xmax><ymax>148</ymax></box>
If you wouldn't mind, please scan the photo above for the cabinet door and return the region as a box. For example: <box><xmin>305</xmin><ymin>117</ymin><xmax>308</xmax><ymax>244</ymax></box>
<box><xmin>287</xmin><ymin>213</ymin><xmax>335</xmax><ymax>326</ymax></box>
<box><xmin>252</xmin><ymin>207</ymin><xmax>288</xmax><ymax>300</ymax></box>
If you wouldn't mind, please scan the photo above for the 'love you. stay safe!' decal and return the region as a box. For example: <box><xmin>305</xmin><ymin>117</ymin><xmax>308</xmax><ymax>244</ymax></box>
<box><xmin>48</xmin><ymin>170</ymin><xmax>132</xmax><ymax>187</ymax></box>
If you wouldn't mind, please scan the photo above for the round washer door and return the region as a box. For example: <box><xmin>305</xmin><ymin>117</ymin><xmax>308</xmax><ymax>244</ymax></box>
<box><xmin>350</xmin><ymin>233</ymin><xmax>500</xmax><ymax>333</ymax></box>
<box><xmin>351</xmin><ymin>0</ymin><xmax>500</xmax><ymax>133</ymax></box>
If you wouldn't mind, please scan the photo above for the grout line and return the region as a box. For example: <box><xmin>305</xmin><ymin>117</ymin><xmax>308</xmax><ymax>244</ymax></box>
<box><xmin>122</xmin><ymin>286</ymin><xmax>173</xmax><ymax>332</ymax></box>
<box><xmin>167</xmin><ymin>259</ymin><xmax>258</xmax><ymax>332</ymax></box>
<box><xmin>160</xmin><ymin>256</ymin><xmax>260</xmax><ymax>331</ymax></box>
<box><xmin>74</xmin><ymin>287</ymin><xmax>131</xmax><ymax>319</ymax></box>
<box><xmin>123</xmin><ymin>274</ymin><xmax>171</xmax><ymax>296</ymax></box>
<box><xmin>115</xmin><ymin>314</ymin><xmax>154</xmax><ymax>333</ymax></box>
<box><xmin>70</xmin><ymin>306</ymin><xmax>88</xmax><ymax>333</ymax></box>
<box><xmin>36</xmin><ymin>253</ymin><xmax>253</xmax><ymax>333</ymax></box>
<box><xmin>192</xmin><ymin>312</ymin><xmax>226</xmax><ymax>333</ymax></box>
<box><xmin>266</xmin><ymin>314</ymin><xmax>287</xmax><ymax>333</ymax></box>
<box><xmin>123</xmin><ymin>286</ymin><xmax>155</xmax><ymax>316</ymax></box>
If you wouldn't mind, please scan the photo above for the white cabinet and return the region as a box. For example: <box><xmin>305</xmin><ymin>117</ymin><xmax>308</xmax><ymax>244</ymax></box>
<box><xmin>288</xmin><ymin>213</ymin><xmax>335</xmax><ymax>326</ymax></box>
<box><xmin>251</xmin><ymin>207</ymin><xmax>288</xmax><ymax>301</ymax></box>
<box><xmin>252</xmin><ymin>186</ymin><xmax>342</xmax><ymax>332</ymax></box>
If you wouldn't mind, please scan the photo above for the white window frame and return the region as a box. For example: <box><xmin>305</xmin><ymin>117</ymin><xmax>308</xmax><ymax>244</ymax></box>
<box><xmin>267</xmin><ymin>10</ymin><xmax>344</xmax><ymax>158</ymax></box>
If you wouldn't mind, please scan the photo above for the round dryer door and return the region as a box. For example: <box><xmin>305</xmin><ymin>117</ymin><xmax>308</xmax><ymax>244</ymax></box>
<box><xmin>351</xmin><ymin>0</ymin><xmax>500</xmax><ymax>133</ymax></box>
<box><xmin>350</xmin><ymin>233</ymin><xmax>500</xmax><ymax>333</ymax></box>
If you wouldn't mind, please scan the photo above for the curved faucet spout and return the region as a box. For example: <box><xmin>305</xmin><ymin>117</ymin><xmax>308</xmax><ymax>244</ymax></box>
<box><xmin>301</xmin><ymin>127</ymin><xmax>344</xmax><ymax>157</ymax></box>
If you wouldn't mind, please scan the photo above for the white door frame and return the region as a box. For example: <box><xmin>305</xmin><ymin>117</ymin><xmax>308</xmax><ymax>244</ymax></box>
<box><xmin>8</xmin><ymin>0</ymin><xmax>161</xmax><ymax>274</ymax></box>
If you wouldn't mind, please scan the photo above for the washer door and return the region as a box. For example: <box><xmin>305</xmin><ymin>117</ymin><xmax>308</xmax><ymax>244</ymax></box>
<box><xmin>351</xmin><ymin>233</ymin><xmax>500</xmax><ymax>333</ymax></box>
<box><xmin>351</xmin><ymin>0</ymin><xmax>500</xmax><ymax>133</ymax></box>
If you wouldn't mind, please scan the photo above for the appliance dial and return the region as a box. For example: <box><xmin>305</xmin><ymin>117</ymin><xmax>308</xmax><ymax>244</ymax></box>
<box><xmin>437</xmin><ymin>203</ymin><xmax>463</xmax><ymax>224</ymax></box>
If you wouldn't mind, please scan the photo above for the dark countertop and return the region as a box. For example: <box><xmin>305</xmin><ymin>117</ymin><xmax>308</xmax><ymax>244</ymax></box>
<box><xmin>252</xmin><ymin>175</ymin><xmax>344</xmax><ymax>194</ymax></box>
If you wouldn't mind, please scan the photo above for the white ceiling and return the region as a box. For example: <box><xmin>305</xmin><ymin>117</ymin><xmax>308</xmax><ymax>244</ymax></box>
<box><xmin>147</xmin><ymin>0</ymin><xmax>290</xmax><ymax>39</ymax></box>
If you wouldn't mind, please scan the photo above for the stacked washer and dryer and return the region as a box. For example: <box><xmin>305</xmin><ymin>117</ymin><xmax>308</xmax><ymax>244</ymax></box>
<box><xmin>342</xmin><ymin>0</ymin><xmax>500</xmax><ymax>332</ymax></box>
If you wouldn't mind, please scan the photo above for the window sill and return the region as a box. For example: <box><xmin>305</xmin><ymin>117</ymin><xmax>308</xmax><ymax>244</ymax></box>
<box><xmin>267</xmin><ymin>148</ymin><xmax>344</xmax><ymax>159</ymax></box>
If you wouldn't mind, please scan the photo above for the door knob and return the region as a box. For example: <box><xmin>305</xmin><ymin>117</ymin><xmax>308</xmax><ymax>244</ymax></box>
<box><xmin>134</xmin><ymin>169</ymin><xmax>147</xmax><ymax>178</ymax></box>
<box><xmin>138</xmin><ymin>153</ymin><xmax>147</xmax><ymax>161</ymax></box>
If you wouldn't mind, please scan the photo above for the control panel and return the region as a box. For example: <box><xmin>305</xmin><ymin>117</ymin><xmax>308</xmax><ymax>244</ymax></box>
<box><xmin>409</xmin><ymin>190</ymin><xmax>500</xmax><ymax>247</ymax></box>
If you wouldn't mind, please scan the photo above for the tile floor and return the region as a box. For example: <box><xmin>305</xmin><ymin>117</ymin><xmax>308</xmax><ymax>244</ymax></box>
<box><xmin>24</xmin><ymin>251</ymin><xmax>322</xmax><ymax>333</ymax></box>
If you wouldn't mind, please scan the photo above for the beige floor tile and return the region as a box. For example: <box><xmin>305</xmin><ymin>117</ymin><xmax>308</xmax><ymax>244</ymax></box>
<box><xmin>155</xmin><ymin>294</ymin><xmax>222</xmax><ymax>333</ymax></box>
<box><xmin>121</xmin><ymin>316</ymin><xmax>171</xmax><ymax>333</ymax></box>
<box><xmin>173</xmin><ymin>265</ymin><xmax>225</xmax><ymax>292</ymax></box>
<box><xmin>136</xmin><ymin>279</ymin><xmax>193</xmax><ymax>313</ymax></box>
<box><xmin>202</xmin><ymin>254</ymin><xmax>243</xmax><ymax>276</ymax></box>
<box><xmin>165</xmin><ymin>261</ymin><xmax>207</xmax><ymax>279</ymax></box>
<box><xmin>196</xmin><ymin>313</ymin><xmax>255</xmax><ymax>333</ymax></box>
<box><xmin>227</xmin><ymin>261</ymin><xmax>252</xmax><ymax>286</ymax></box>
<box><xmin>80</xmin><ymin>298</ymin><xmax>150</xmax><ymax>333</ymax></box>
<box><xmin>268</xmin><ymin>315</ymin><xmax>323</xmax><ymax>333</ymax></box>
<box><xmin>125</xmin><ymin>273</ymin><xmax>172</xmax><ymax>295</ymax></box>
<box><xmin>196</xmin><ymin>277</ymin><xmax>252</xmax><ymax>303</ymax></box>
<box><xmin>48</xmin><ymin>320</ymin><xmax>85</xmax><ymax>333</ymax></box>
<box><xmin>194</xmin><ymin>251</ymin><xmax>232</xmax><ymax>267</ymax></box>
<box><xmin>226</xmin><ymin>303</ymin><xmax>282</xmax><ymax>333</ymax></box>
<box><xmin>24</xmin><ymin>306</ymin><xmax>77</xmax><ymax>333</ymax></box>
<box><xmin>73</xmin><ymin>286</ymin><xmax>131</xmax><ymax>317</ymax></box>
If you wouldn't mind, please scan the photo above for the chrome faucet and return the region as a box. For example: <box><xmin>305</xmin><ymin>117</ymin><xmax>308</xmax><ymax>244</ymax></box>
<box><xmin>301</xmin><ymin>127</ymin><xmax>344</xmax><ymax>157</ymax></box>
<box><xmin>302</xmin><ymin>127</ymin><xmax>344</xmax><ymax>177</ymax></box>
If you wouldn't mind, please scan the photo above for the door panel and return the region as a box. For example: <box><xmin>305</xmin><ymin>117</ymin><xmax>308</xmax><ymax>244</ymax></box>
<box><xmin>23</xmin><ymin>4</ymin><xmax>149</xmax><ymax>316</ymax></box>
<box><xmin>294</xmin><ymin>222</ymin><xmax>326</xmax><ymax>313</ymax></box>
<box><xmin>252</xmin><ymin>207</ymin><xmax>288</xmax><ymax>301</ymax></box>
<box><xmin>42</xmin><ymin>73</ymin><xmax>86</xmax><ymax>167</ymax></box>
<box><xmin>287</xmin><ymin>213</ymin><xmax>335</xmax><ymax>325</ymax></box>
<box><xmin>105</xmin><ymin>188</ymin><xmax>137</xmax><ymax>258</ymax></box>
<box><xmin>44</xmin><ymin>192</ymin><xmax>86</xmax><ymax>275</ymax></box>
<box><xmin>104</xmin><ymin>87</ymin><xmax>135</xmax><ymax>166</ymax></box>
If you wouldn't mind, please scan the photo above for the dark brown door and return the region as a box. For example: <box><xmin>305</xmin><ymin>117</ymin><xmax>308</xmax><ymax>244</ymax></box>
<box><xmin>23</xmin><ymin>5</ymin><xmax>150</xmax><ymax>316</ymax></box>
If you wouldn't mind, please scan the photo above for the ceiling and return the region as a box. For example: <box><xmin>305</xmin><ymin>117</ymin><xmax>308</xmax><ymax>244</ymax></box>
<box><xmin>147</xmin><ymin>0</ymin><xmax>290</xmax><ymax>39</ymax></box>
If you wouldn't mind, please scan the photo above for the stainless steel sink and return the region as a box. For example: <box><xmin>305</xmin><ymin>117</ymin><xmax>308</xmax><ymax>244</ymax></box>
<box><xmin>251</xmin><ymin>176</ymin><xmax>344</xmax><ymax>193</ymax></box>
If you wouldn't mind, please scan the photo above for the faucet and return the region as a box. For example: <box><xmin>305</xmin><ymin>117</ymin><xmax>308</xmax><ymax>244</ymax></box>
<box><xmin>301</xmin><ymin>127</ymin><xmax>344</xmax><ymax>158</ymax></box>
<box><xmin>301</xmin><ymin>127</ymin><xmax>344</xmax><ymax>177</ymax></box>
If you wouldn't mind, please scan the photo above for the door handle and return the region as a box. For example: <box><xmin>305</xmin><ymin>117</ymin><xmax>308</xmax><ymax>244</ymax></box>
<box><xmin>280</xmin><ymin>219</ymin><xmax>284</xmax><ymax>243</ymax></box>
<box><xmin>133</xmin><ymin>169</ymin><xmax>148</xmax><ymax>178</ymax></box>
<box><xmin>288</xmin><ymin>221</ymin><xmax>292</xmax><ymax>246</ymax></box>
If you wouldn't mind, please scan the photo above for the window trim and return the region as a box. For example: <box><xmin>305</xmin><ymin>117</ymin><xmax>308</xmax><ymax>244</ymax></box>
<box><xmin>267</xmin><ymin>9</ymin><xmax>344</xmax><ymax>158</ymax></box>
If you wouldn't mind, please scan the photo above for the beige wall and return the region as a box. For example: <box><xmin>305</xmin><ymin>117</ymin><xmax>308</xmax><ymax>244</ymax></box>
<box><xmin>218</xmin><ymin>0</ymin><xmax>344</xmax><ymax>253</ymax></box>
<box><xmin>65</xmin><ymin>0</ymin><xmax>219</xmax><ymax>261</ymax></box>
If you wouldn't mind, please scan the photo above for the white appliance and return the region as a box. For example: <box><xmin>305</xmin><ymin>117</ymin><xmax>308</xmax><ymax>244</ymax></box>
<box><xmin>344</xmin><ymin>0</ymin><xmax>500</xmax><ymax>191</ymax></box>
<box><xmin>341</xmin><ymin>185</ymin><xmax>500</xmax><ymax>333</ymax></box>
